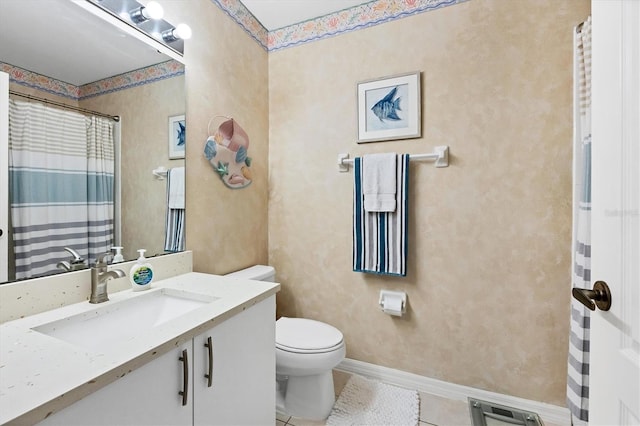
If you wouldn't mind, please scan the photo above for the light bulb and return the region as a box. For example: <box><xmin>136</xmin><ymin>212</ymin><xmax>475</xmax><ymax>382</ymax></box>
<box><xmin>144</xmin><ymin>1</ymin><xmax>164</xmax><ymax>20</ymax></box>
<box><xmin>129</xmin><ymin>1</ymin><xmax>164</xmax><ymax>23</ymax></box>
<box><xmin>161</xmin><ymin>24</ymin><xmax>192</xmax><ymax>42</ymax></box>
<box><xmin>174</xmin><ymin>24</ymin><xmax>192</xmax><ymax>40</ymax></box>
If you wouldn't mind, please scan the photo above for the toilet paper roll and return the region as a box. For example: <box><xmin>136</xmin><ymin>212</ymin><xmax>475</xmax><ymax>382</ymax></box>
<box><xmin>382</xmin><ymin>296</ymin><xmax>403</xmax><ymax>316</ymax></box>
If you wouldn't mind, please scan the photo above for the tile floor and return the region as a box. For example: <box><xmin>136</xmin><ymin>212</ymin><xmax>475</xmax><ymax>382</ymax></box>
<box><xmin>275</xmin><ymin>370</ymin><xmax>471</xmax><ymax>426</ymax></box>
<box><xmin>276</xmin><ymin>370</ymin><xmax>566</xmax><ymax>426</ymax></box>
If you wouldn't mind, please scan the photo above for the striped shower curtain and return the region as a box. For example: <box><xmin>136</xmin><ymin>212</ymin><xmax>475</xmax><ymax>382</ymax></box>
<box><xmin>86</xmin><ymin>116</ymin><xmax>116</xmax><ymax>263</ymax></box>
<box><xmin>9</xmin><ymin>100</ymin><xmax>114</xmax><ymax>279</ymax></box>
<box><xmin>567</xmin><ymin>17</ymin><xmax>591</xmax><ymax>424</ymax></box>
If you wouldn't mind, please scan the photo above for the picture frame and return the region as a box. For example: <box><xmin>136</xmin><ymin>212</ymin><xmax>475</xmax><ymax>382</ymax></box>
<box><xmin>357</xmin><ymin>71</ymin><xmax>421</xmax><ymax>143</ymax></box>
<box><xmin>168</xmin><ymin>114</ymin><xmax>186</xmax><ymax>159</ymax></box>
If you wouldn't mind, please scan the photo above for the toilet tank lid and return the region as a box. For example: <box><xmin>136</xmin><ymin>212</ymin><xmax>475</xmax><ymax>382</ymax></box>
<box><xmin>276</xmin><ymin>317</ymin><xmax>343</xmax><ymax>351</ymax></box>
<box><xmin>225</xmin><ymin>265</ymin><xmax>274</xmax><ymax>280</ymax></box>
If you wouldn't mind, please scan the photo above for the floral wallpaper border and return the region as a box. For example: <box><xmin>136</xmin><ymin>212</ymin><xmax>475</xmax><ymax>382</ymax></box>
<box><xmin>79</xmin><ymin>60</ymin><xmax>184</xmax><ymax>100</ymax></box>
<box><xmin>212</xmin><ymin>0</ymin><xmax>269</xmax><ymax>49</ymax></box>
<box><xmin>2</xmin><ymin>61</ymin><xmax>184</xmax><ymax>101</ymax></box>
<box><xmin>212</xmin><ymin>0</ymin><xmax>467</xmax><ymax>52</ymax></box>
<box><xmin>1</xmin><ymin>62</ymin><xmax>80</xmax><ymax>100</ymax></box>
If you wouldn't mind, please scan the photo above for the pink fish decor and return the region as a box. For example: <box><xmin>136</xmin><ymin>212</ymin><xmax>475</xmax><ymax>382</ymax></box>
<box><xmin>204</xmin><ymin>117</ymin><xmax>252</xmax><ymax>189</ymax></box>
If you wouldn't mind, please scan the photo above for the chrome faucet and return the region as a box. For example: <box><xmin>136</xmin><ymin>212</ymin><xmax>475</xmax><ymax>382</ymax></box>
<box><xmin>57</xmin><ymin>247</ymin><xmax>87</xmax><ymax>272</ymax></box>
<box><xmin>90</xmin><ymin>253</ymin><xmax>126</xmax><ymax>304</ymax></box>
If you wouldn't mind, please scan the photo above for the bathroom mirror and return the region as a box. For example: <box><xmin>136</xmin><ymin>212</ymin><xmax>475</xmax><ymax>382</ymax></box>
<box><xmin>0</xmin><ymin>0</ymin><xmax>186</xmax><ymax>284</ymax></box>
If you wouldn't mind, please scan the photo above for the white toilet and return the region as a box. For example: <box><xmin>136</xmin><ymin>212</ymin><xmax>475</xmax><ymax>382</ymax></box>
<box><xmin>225</xmin><ymin>265</ymin><xmax>346</xmax><ymax>420</ymax></box>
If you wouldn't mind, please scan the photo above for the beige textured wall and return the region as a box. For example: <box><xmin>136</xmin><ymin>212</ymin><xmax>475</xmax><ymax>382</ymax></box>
<box><xmin>164</xmin><ymin>1</ymin><xmax>269</xmax><ymax>275</ymax></box>
<box><xmin>268</xmin><ymin>0</ymin><xmax>589</xmax><ymax>406</ymax></box>
<box><xmin>80</xmin><ymin>76</ymin><xmax>186</xmax><ymax>260</ymax></box>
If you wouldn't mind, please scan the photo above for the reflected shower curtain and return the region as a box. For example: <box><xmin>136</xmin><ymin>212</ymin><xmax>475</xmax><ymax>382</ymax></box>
<box><xmin>8</xmin><ymin>100</ymin><xmax>114</xmax><ymax>279</ymax></box>
<box><xmin>567</xmin><ymin>17</ymin><xmax>591</xmax><ymax>424</ymax></box>
<box><xmin>86</xmin><ymin>116</ymin><xmax>116</xmax><ymax>264</ymax></box>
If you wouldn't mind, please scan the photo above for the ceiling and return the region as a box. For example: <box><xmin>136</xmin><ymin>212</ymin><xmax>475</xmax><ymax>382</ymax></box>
<box><xmin>240</xmin><ymin>0</ymin><xmax>372</xmax><ymax>31</ymax></box>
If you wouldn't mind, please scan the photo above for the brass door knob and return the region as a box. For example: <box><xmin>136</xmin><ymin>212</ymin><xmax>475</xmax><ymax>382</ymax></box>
<box><xmin>572</xmin><ymin>281</ymin><xmax>612</xmax><ymax>311</ymax></box>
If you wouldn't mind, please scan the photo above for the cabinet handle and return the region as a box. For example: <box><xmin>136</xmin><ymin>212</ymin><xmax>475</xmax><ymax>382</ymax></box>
<box><xmin>204</xmin><ymin>336</ymin><xmax>213</xmax><ymax>387</ymax></box>
<box><xmin>179</xmin><ymin>349</ymin><xmax>189</xmax><ymax>406</ymax></box>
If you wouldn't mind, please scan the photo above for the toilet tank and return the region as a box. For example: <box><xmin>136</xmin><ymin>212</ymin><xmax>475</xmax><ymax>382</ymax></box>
<box><xmin>224</xmin><ymin>265</ymin><xmax>275</xmax><ymax>282</ymax></box>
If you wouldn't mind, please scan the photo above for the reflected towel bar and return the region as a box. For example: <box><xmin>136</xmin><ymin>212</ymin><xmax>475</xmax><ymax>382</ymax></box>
<box><xmin>337</xmin><ymin>145</ymin><xmax>449</xmax><ymax>172</ymax></box>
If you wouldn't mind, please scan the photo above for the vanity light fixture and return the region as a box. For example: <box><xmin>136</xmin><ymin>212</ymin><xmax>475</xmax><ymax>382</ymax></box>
<box><xmin>129</xmin><ymin>1</ymin><xmax>164</xmax><ymax>23</ymax></box>
<box><xmin>84</xmin><ymin>0</ymin><xmax>190</xmax><ymax>57</ymax></box>
<box><xmin>161</xmin><ymin>23</ymin><xmax>192</xmax><ymax>42</ymax></box>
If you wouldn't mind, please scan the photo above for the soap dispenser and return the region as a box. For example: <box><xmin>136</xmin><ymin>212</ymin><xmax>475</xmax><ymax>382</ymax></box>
<box><xmin>129</xmin><ymin>249</ymin><xmax>153</xmax><ymax>291</ymax></box>
<box><xmin>112</xmin><ymin>246</ymin><xmax>124</xmax><ymax>263</ymax></box>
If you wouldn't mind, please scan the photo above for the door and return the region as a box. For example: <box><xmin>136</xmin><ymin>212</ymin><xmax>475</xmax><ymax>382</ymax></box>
<box><xmin>589</xmin><ymin>0</ymin><xmax>640</xmax><ymax>424</ymax></box>
<box><xmin>39</xmin><ymin>342</ymin><xmax>193</xmax><ymax>425</ymax></box>
<box><xmin>0</xmin><ymin>71</ymin><xmax>8</xmax><ymax>283</ymax></box>
<box><xmin>193</xmin><ymin>296</ymin><xmax>276</xmax><ymax>426</ymax></box>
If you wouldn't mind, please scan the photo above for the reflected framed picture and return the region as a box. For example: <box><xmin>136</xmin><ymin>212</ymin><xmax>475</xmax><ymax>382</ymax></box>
<box><xmin>357</xmin><ymin>72</ymin><xmax>421</xmax><ymax>143</ymax></box>
<box><xmin>168</xmin><ymin>114</ymin><xmax>186</xmax><ymax>159</ymax></box>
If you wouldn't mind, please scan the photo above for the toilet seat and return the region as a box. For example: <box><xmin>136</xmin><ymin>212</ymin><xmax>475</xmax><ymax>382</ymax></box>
<box><xmin>276</xmin><ymin>317</ymin><xmax>344</xmax><ymax>354</ymax></box>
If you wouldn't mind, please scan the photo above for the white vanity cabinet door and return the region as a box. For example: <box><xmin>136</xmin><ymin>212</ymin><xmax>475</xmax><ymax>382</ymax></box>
<box><xmin>39</xmin><ymin>341</ymin><xmax>193</xmax><ymax>426</ymax></box>
<box><xmin>193</xmin><ymin>295</ymin><xmax>276</xmax><ymax>426</ymax></box>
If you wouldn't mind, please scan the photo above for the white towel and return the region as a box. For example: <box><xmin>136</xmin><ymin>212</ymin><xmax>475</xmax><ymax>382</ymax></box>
<box><xmin>168</xmin><ymin>167</ymin><xmax>185</xmax><ymax>209</ymax></box>
<box><xmin>362</xmin><ymin>153</ymin><xmax>397</xmax><ymax>212</ymax></box>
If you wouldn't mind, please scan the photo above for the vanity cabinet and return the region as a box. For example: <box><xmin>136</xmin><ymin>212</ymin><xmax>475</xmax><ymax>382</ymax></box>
<box><xmin>39</xmin><ymin>296</ymin><xmax>275</xmax><ymax>425</ymax></box>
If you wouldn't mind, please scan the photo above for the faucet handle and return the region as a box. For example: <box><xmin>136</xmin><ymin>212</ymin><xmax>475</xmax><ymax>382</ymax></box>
<box><xmin>64</xmin><ymin>247</ymin><xmax>85</xmax><ymax>264</ymax></box>
<box><xmin>95</xmin><ymin>253</ymin><xmax>112</xmax><ymax>267</ymax></box>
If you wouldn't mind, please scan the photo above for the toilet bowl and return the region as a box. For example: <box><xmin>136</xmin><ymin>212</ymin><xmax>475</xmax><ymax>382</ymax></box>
<box><xmin>276</xmin><ymin>317</ymin><xmax>346</xmax><ymax>419</ymax></box>
<box><xmin>225</xmin><ymin>265</ymin><xmax>346</xmax><ymax>420</ymax></box>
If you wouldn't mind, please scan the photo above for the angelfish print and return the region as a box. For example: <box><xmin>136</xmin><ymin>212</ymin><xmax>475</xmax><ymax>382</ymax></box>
<box><xmin>176</xmin><ymin>122</ymin><xmax>185</xmax><ymax>146</ymax></box>
<box><xmin>371</xmin><ymin>86</ymin><xmax>401</xmax><ymax>122</ymax></box>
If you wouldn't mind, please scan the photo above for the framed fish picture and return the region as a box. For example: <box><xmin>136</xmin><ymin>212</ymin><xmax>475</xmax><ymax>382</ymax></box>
<box><xmin>168</xmin><ymin>114</ymin><xmax>186</xmax><ymax>159</ymax></box>
<box><xmin>357</xmin><ymin>72</ymin><xmax>421</xmax><ymax>143</ymax></box>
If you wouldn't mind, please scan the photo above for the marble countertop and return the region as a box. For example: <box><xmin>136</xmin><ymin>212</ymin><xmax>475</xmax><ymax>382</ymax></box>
<box><xmin>0</xmin><ymin>272</ymin><xmax>280</xmax><ymax>425</ymax></box>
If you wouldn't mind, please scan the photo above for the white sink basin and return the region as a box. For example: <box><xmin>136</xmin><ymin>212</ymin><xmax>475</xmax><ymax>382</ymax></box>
<box><xmin>33</xmin><ymin>288</ymin><xmax>219</xmax><ymax>352</ymax></box>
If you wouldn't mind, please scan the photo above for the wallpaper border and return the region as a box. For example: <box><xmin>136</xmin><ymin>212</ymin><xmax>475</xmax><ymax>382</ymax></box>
<box><xmin>2</xmin><ymin>61</ymin><xmax>185</xmax><ymax>101</ymax></box>
<box><xmin>212</xmin><ymin>0</ymin><xmax>468</xmax><ymax>52</ymax></box>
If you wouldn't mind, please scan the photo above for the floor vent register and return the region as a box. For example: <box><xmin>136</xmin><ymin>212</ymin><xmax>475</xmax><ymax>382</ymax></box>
<box><xmin>468</xmin><ymin>398</ymin><xmax>543</xmax><ymax>426</ymax></box>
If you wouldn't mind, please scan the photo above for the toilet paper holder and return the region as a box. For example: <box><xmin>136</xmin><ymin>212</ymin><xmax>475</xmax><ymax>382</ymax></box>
<box><xmin>378</xmin><ymin>290</ymin><xmax>407</xmax><ymax>316</ymax></box>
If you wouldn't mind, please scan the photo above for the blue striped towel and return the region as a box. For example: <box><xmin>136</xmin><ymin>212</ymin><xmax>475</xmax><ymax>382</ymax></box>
<box><xmin>353</xmin><ymin>154</ymin><xmax>409</xmax><ymax>276</ymax></box>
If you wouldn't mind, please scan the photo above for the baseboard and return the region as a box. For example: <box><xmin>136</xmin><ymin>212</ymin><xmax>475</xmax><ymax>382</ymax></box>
<box><xmin>336</xmin><ymin>358</ymin><xmax>571</xmax><ymax>426</ymax></box>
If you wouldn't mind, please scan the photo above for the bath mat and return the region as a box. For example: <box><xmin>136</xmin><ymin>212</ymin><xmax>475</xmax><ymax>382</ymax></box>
<box><xmin>326</xmin><ymin>375</ymin><xmax>420</xmax><ymax>426</ymax></box>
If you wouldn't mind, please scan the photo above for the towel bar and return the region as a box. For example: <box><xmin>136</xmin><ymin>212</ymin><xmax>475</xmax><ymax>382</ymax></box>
<box><xmin>152</xmin><ymin>166</ymin><xmax>168</xmax><ymax>179</ymax></box>
<box><xmin>337</xmin><ymin>146</ymin><xmax>449</xmax><ymax>172</ymax></box>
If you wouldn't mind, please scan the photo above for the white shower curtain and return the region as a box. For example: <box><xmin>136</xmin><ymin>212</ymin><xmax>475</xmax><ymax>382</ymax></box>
<box><xmin>567</xmin><ymin>16</ymin><xmax>591</xmax><ymax>424</ymax></box>
<box><xmin>9</xmin><ymin>100</ymin><xmax>114</xmax><ymax>279</ymax></box>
